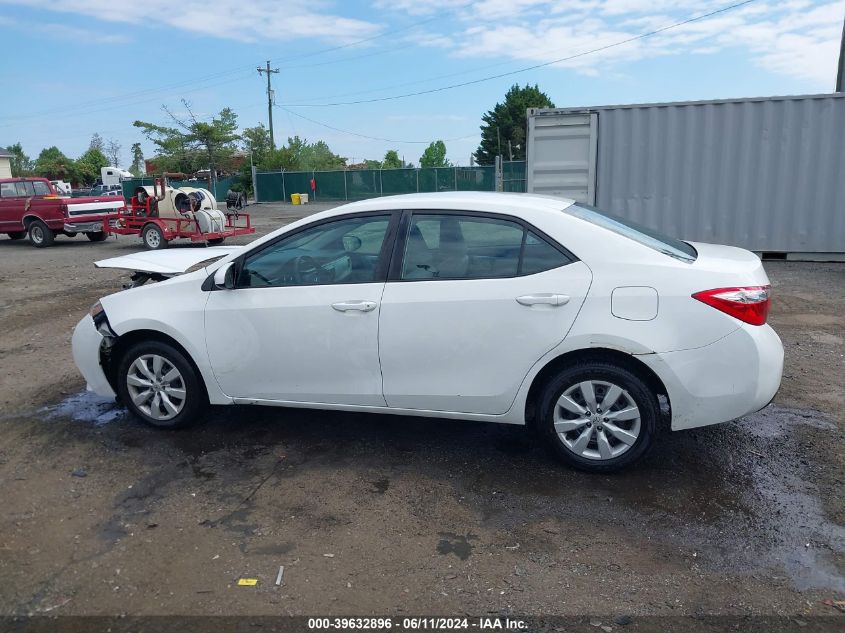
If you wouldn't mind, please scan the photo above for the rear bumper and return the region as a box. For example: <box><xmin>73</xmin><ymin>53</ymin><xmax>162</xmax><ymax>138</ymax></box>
<box><xmin>639</xmin><ymin>324</ymin><xmax>784</xmax><ymax>430</ymax></box>
<box><xmin>71</xmin><ymin>315</ymin><xmax>116</xmax><ymax>398</ymax></box>
<box><xmin>64</xmin><ymin>220</ymin><xmax>104</xmax><ymax>233</ymax></box>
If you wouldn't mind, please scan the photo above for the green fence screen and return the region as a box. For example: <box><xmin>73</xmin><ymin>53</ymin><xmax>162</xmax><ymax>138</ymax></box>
<box><xmin>255</xmin><ymin>163</ymin><xmax>524</xmax><ymax>203</ymax></box>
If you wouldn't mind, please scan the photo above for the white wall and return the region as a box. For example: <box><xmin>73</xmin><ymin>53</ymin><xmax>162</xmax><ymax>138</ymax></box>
<box><xmin>0</xmin><ymin>157</ymin><xmax>11</xmax><ymax>179</ymax></box>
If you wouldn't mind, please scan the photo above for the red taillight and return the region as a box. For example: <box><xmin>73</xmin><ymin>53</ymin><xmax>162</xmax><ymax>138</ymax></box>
<box><xmin>692</xmin><ymin>285</ymin><xmax>771</xmax><ymax>326</ymax></box>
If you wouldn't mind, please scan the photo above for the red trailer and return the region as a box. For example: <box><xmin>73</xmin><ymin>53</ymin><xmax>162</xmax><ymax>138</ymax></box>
<box><xmin>104</xmin><ymin>177</ymin><xmax>255</xmax><ymax>250</ymax></box>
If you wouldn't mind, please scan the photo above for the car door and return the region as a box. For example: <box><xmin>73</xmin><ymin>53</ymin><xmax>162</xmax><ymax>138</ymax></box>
<box><xmin>204</xmin><ymin>211</ymin><xmax>398</xmax><ymax>406</ymax></box>
<box><xmin>0</xmin><ymin>181</ymin><xmax>22</xmax><ymax>232</ymax></box>
<box><xmin>378</xmin><ymin>211</ymin><xmax>592</xmax><ymax>415</ymax></box>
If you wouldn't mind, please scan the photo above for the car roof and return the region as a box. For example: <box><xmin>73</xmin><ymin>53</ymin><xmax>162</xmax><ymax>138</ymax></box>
<box><xmin>331</xmin><ymin>191</ymin><xmax>576</xmax><ymax>214</ymax></box>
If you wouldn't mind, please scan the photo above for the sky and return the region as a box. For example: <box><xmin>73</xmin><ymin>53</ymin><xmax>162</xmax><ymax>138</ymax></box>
<box><xmin>0</xmin><ymin>0</ymin><xmax>842</xmax><ymax>168</ymax></box>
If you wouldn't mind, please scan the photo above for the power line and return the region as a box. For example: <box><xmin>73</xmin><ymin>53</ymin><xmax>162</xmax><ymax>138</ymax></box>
<box><xmin>280</xmin><ymin>0</ymin><xmax>758</xmax><ymax>108</ymax></box>
<box><xmin>277</xmin><ymin>106</ymin><xmax>477</xmax><ymax>145</ymax></box>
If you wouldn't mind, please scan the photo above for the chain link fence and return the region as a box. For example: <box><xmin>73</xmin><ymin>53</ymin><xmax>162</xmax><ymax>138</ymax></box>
<box><xmin>255</xmin><ymin>162</ymin><xmax>526</xmax><ymax>203</ymax></box>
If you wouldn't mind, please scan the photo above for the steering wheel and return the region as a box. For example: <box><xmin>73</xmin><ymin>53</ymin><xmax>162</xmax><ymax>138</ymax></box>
<box><xmin>294</xmin><ymin>255</ymin><xmax>322</xmax><ymax>283</ymax></box>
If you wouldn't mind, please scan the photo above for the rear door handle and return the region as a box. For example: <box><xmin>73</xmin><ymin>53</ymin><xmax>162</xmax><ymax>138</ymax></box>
<box><xmin>332</xmin><ymin>300</ymin><xmax>377</xmax><ymax>312</ymax></box>
<box><xmin>516</xmin><ymin>294</ymin><xmax>570</xmax><ymax>307</ymax></box>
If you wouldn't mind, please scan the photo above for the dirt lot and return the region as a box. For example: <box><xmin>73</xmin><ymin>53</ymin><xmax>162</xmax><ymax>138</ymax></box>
<box><xmin>0</xmin><ymin>202</ymin><xmax>843</xmax><ymax>621</ymax></box>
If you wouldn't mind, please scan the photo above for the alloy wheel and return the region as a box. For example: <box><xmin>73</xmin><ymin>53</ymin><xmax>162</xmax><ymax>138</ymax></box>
<box><xmin>126</xmin><ymin>354</ymin><xmax>186</xmax><ymax>421</ymax></box>
<box><xmin>553</xmin><ymin>380</ymin><xmax>641</xmax><ymax>461</ymax></box>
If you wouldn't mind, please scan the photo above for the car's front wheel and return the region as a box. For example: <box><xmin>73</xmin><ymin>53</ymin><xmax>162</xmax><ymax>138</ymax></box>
<box><xmin>116</xmin><ymin>341</ymin><xmax>205</xmax><ymax>429</ymax></box>
<box><xmin>538</xmin><ymin>361</ymin><xmax>658</xmax><ymax>472</ymax></box>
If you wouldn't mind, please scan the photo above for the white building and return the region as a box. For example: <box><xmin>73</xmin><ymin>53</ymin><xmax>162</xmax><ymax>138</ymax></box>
<box><xmin>0</xmin><ymin>147</ymin><xmax>12</xmax><ymax>178</ymax></box>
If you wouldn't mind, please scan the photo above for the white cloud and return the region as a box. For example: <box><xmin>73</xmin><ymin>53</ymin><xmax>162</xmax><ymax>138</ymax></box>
<box><xmin>0</xmin><ymin>0</ymin><xmax>381</xmax><ymax>43</ymax></box>
<box><xmin>377</xmin><ymin>0</ymin><xmax>845</xmax><ymax>87</ymax></box>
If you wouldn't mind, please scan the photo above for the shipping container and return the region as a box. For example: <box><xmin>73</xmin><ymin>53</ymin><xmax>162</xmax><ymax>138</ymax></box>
<box><xmin>526</xmin><ymin>93</ymin><xmax>845</xmax><ymax>256</ymax></box>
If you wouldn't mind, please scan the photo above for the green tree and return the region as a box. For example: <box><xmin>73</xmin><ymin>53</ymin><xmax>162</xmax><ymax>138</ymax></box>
<box><xmin>419</xmin><ymin>140</ymin><xmax>450</xmax><ymax>168</ymax></box>
<box><xmin>241</xmin><ymin>124</ymin><xmax>272</xmax><ymax>165</ymax></box>
<box><xmin>129</xmin><ymin>143</ymin><xmax>145</xmax><ymax>176</ymax></box>
<box><xmin>6</xmin><ymin>143</ymin><xmax>33</xmax><ymax>176</ymax></box>
<box><xmin>382</xmin><ymin>150</ymin><xmax>402</xmax><ymax>169</ymax></box>
<box><xmin>134</xmin><ymin>102</ymin><xmax>240</xmax><ymax>180</ymax></box>
<box><xmin>74</xmin><ymin>148</ymin><xmax>108</xmax><ymax>185</ymax></box>
<box><xmin>33</xmin><ymin>146</ymin><xmax>74</xmax><ymax>181</ymax></box>
<box><xmin>475</xmin><ymin>84</ymin><xmax>554</xmax><ymax>165</ymax></box>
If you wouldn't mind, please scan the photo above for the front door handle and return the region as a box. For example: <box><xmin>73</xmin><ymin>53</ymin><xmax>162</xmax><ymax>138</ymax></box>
<box><xmin>332</xmin><ymin>300</ymin><xmax>377</xmax><ymax>312</ymax></box>
<box><xmin>516</xmin><ymin>294</ymin><xmax>570</xmax><ymax>307</ymax></box>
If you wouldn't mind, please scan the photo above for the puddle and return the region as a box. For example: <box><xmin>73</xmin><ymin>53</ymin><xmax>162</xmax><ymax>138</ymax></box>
<box><xmin>44</xmin><ymin>391</ymin><xmax>126</xmax><ymax>425</ymax></box>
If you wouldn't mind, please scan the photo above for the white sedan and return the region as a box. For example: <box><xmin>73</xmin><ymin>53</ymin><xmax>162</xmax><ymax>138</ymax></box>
<box><xmin>72</xmin><ymin>192</ymin><xmax>783</xmax><ymax>471</ymax></box>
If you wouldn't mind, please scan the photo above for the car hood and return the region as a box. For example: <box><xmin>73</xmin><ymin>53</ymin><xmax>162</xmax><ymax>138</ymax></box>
<box><xmin>95</xmin><ymin>246</ymin><xmax>242</xmax><ymax>275</ymax></box>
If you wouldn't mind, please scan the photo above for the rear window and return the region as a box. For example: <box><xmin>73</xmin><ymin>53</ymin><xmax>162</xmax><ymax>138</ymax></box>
<box><xmin>567</xmin><ymin>204</ymin><xmax>697</xmax><ymax>262</ymax></box>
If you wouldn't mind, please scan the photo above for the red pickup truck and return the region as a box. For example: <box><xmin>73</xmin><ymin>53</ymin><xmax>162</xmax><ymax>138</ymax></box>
<box><xmin>0</xmin><ymin>177</ymin><xmax>126</xmax><ymax>247</ymax></box>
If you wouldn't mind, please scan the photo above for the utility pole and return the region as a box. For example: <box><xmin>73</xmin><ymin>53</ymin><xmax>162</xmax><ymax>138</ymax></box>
<box><xmin>837</xmin><ymin>15</ymin><xmax>845</xmax><ymax>92</ymax></box>
<box><xmin>257</xmin><ymin>60</ymin><xmax>280</xmax><ymax>149</ymax></box>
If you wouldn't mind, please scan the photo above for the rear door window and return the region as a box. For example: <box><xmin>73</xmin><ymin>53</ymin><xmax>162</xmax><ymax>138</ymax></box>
<box><xmin>32</xmin><ymin>181</ymin><xmax>50</xmax><ymax>196</ymax></box>
<box><xmin>0</xmin><ymin>182</ymin><xmax>17</xmax><ymax>198</ymax></box>
<box><xmin>400</xmin><ymin>213</ymin><xmax>572</xmax><ymax>280</ymax></box>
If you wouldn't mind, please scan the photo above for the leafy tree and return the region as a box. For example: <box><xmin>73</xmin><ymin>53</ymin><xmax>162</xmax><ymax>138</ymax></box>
<box><xmin>74</xmin><ymin>148</ymin><xmax>108</xmax><ymax>185</ymax></box>
<box><xmin>241</xmin><ymin>123</ymin><xmax>272</xmax><ymax>164</ymax></box>
<box><xmin>419</xmin><ymin>140</ymin><xmax>450</xmax><ymax>168</ymax></box>
<box><xmin>129</xmin><ymin>143</ymin><xmax>145</xmax><ymax>176</ymax></box>
<box><xmin>7</xmin><ymin>143</ymin><xmax>33</xmax><ymax>176</ymax></box>
<box><xmin>105</xmin><ymin>139</ymin><xmax>122</xmax><ymax>167</ymax></box>
<box><xmin>89</xmin><ymin>133</ymin><xmax>105</xmax><ymax>153</ymax></box>
<box><xmin>382</xmin><ymin>150</ymin><xmax>402</xmax><ymax>169</ymax></box>
<box><xmin>475</xmin><ymin>84</ymin><xmax>554</xmax><ymax>165</ymax></box>
<box><xmin>134</xmin><ymin>102</ymin><xmax>240</xmax><ymax>181</ymax></box>
<box><xmin>33</xmin><ymin>146</ymin><xmax>74</xmax><ymax>180</ymax></box>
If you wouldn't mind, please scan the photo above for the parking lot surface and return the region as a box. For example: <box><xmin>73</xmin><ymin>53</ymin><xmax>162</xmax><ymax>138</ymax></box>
<box><xmin>0</xmin><ymin>202</ymin><xmax>843</xmax><ymax>617</ymax></box>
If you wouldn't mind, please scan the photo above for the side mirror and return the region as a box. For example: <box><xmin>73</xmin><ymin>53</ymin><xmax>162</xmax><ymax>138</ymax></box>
<box><xmin>213</xmin><ymin>262</ymin><xmax>235</xmax><ymax>289</ymax></box>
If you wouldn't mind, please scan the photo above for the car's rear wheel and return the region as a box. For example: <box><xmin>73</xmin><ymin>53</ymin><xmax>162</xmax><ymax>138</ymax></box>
<box><xmin>27</xmin><ymin>219</ymin><xmax>54</xmax><ymax>248</ymax></box>
<box><xmin>87</xmin><ymin>231</ymin><xmax>108</xmax><ymax>242</ymax></box>
<box><xmin>116</xmin><ymin>341</ymin><xmax>205</xmax><ymax>429</ymax></box>
<box><xmin>538</xmin><ymin>361</ymin><xmax>658</xmax><ymax>472</ymax></box>
<box><xmin>7</xmin><ymin>231</ymin><xmax>25</xmax><ymax>240</ymax></box>
<box><xmin>142</xmin><ymin>224</ymin><xmax>168</xmax><ymax>250</ymax></box>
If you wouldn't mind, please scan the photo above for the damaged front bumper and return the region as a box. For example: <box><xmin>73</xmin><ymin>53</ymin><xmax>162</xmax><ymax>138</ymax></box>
<box><xmin>71</xmin><ymin>314</ymin><xmax>116</xmax><ymax>398</ymax></box>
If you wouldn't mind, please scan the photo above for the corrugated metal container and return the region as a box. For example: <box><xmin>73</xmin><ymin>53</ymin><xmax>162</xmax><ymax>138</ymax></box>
<box><xmin>527</xmin><ymin>93</ymin><xmax>845</xmax><ymax>254</ymax></box>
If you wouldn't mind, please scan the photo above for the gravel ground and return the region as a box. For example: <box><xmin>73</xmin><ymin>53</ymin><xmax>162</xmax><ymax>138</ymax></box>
<box><xmin>0</xmin><ymin>201</ymin><xmax>843</xmax><ymax>620</ymax></box>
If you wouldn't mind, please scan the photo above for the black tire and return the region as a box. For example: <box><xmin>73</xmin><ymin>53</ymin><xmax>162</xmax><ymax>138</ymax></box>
<box><xmin>27</xmin><ymin>219</ymin><xmax>54</xmax><ymax>248</ymax></box>
<box><xmin>116</xmin><ymin>340</ymin><xmax>206</xmax><ymax>429</ymax></box>
<box><xmin>538</xmin><ymin>361</ymin><xmax>658</xmax><ymax>473</ymax></box>
<box><xmin>87</xmin><ymin>231</ymin><xmax>108</xmax><ymax>242</ymax></box>
<box><xmin>207</xmin><ymin>237</ymin><xmax>225</xmax><ymax>245</ymax></box>
<box><xmin>7</xmin><ymin>231</ymin><xmax>25</xmax><ymax>240</ymax></box>
<box><xmin>142</xmin><ymin>224</ymin><xmax>168</xmax><ymax>250</ymax></box>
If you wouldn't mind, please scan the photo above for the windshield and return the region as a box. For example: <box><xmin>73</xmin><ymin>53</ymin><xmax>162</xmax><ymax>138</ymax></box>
<box><xmin>566</xmin><ymin>204</ymin><xmax>697</xmax><ymax>262</ymax></box>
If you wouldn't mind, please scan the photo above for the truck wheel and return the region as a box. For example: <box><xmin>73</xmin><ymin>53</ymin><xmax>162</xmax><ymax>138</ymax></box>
<box><xmin>7</xmin><ymin>232</ymin><xmax>25</xmax><ymax>240</ymax></box>
<box><xmin>207</xmin><ymin>237</ymin><xmax>225</xmax><ymax>245</ymax></box>
<box><xmin>142</xmin><ymin>224</ymin><xmax>168</xmax><ymax>250</ymax></box>
<box><xmin>27</xmin><ymin>220</ymin><xmax>54</xmax><ymax>248</ymax></box>
<box><xmin>87</xmin><ymin>231</ymin><xmax>108</xmax><ymax>242</ymax></box>
<box><xmin>116</xmin><ymin>340</ymin><xmax>206</xmax><ymax>429</ymax></box>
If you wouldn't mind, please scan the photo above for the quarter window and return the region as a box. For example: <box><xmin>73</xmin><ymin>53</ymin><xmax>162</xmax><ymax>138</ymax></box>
<box><xmin>401</xmin><ymin>214</ymin><xmax>570</xmax><ymax>280</ymax></box>
<box><xmin>0</xmin><ymin>183</ymin><xmax>16</xmax><ymax>198</ymax></box>
<box><xmin>238</xmin><ymin>215</ymin><xmax>391</xmax><ymax>288</ymax></box>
